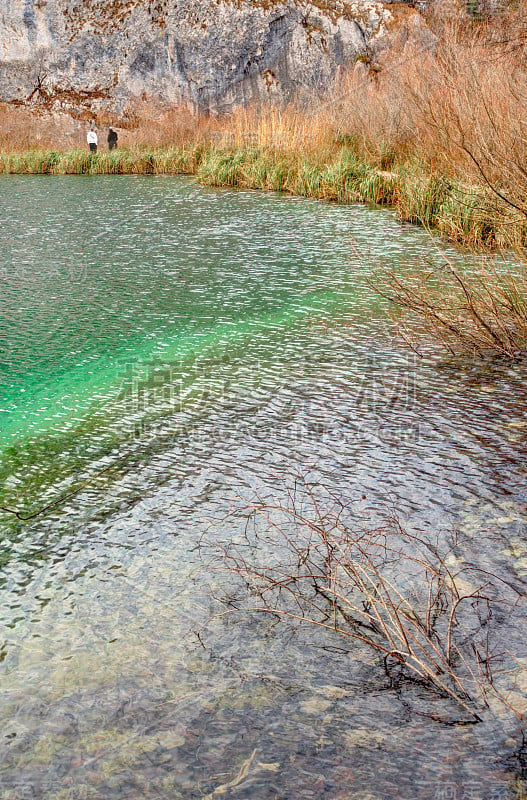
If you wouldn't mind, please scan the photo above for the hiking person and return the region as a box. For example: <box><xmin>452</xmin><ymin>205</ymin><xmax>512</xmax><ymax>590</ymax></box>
<box><xmin>87</xmin><ymin>126</ymin><xmax>98</xmax><ymax>153</ymax></box>
<box><xmin>108</xmin><ymin>127</ymin><xmax>118</xmax><ymax>150</ymax></box>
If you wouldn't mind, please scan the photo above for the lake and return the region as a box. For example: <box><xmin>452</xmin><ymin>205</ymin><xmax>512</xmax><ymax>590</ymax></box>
<box><xmin>0</xmin><ymin>175</ymin><xmax>526</xmax><ymax>799</ymax></box>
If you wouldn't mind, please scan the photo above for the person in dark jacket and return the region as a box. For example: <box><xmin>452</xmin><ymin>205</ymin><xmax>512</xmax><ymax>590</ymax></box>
<box><xmin>108</xmin><ymin>128</ymin><xmax>118</xmax><ymax>150</ymax></box>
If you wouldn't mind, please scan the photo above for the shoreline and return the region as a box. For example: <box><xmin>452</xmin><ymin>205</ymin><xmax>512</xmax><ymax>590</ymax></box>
<box><xmin>0</xmin><ymin>145</ymin><xmax>520</xmax><ymax>250</ymax></box>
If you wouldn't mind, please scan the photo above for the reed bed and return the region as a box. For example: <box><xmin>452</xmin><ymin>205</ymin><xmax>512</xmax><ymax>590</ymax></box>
<box><xmin>0</xmin><ymin>147</ymin><xmax>199</xmax><ymax>175</ymax></box>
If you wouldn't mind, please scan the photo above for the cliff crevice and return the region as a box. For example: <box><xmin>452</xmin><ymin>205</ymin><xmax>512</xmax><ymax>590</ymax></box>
<box><xmin>0</xmin><ymin>0</ymin><xmax>399</xmax><ymax>113</ymax></box>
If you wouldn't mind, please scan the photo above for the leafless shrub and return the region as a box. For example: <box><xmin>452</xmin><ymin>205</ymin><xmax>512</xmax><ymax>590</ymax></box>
<box><xmin>373</xmin><ymin>254</ymin><xmax>527</xmax><ymax>358</ymax></box>
<box><xmin>206</xmin><ymin>482</ymin><xmax>523</xmax><ymax>723</ymax></box>
<box><xmin>407</xmin><ymin>16</ymin><xmax>527</xmax><ymax>224</ymax></box>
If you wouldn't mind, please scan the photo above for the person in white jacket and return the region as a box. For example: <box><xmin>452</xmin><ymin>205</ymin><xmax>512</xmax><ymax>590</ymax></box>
<box><xmin>87</xmin><ymin>127</ymin><xmax>98</xmax><ymax>153</ymax></box>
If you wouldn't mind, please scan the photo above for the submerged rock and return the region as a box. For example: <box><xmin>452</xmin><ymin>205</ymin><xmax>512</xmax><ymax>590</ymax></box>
<box><xmin>0</xmin><ymin>0</ymin><xmax>396</xmax><ymax>114</ymax></box>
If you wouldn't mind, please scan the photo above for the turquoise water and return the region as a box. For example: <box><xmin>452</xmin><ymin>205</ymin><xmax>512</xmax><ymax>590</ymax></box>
<box><xmin>0</xmin><ymin>174</ymin><xmax>432</xmax><ymax>520</ymax></box>
<box><xmin>1</xmin><ymin>175</ymin><xmax>376</xmax><ymax>448</ymax></box>
<box><xmin>1</xmin><ymin>176</ymin><xmax>526</xmax><ymax>799</ymax></box>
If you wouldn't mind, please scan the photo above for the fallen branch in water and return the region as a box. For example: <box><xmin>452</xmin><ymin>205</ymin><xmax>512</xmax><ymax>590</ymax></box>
<box><xmin>204</xmin><ymin>481</ymin><xmax>524</xmax><ymax>723</ymax></box>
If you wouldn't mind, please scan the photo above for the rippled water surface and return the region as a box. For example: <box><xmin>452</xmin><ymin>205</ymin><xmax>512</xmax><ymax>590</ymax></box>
<box><xmin>1</xmin><ymin>175</ymin><xmax>526</xmax><ymax>800</ymax></box>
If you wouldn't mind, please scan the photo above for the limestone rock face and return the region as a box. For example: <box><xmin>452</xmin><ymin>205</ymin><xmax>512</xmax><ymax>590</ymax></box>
<box><xmin>0</xmin><ymin>0</ymin><xmax>392</xmax><ymax>113</ymax></box>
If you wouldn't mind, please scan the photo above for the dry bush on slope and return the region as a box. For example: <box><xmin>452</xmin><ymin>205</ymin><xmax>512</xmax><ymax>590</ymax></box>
<box><xmin>408</xmin><ymin>16</ymin><xmax>527</xmax><ymax>226</ymax></box>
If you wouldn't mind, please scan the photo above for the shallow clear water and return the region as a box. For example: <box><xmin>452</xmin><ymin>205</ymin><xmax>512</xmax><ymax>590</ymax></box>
<box><xmin>0</xmin><ymin>176</ymin><xmax>526</xmax><ymax>800</ymax></box>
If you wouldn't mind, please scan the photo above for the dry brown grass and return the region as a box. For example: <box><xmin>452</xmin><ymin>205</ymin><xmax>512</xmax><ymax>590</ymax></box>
<box><xmin>211</xmin><ymin>102</ymin><xmax>335</xmax><ymax>153</ymax></box>
<box><xmin>0</xmin><ymin>99</ymin><xmax>218</xmax><ymax>152</ymax></box>
<box><xmin>0</xmin><ymin>104</ymin><xmax>83</xmax><ymax>150</ymax></box>
<box><xmin>114</xmin><ymin>97</ymin><xmax>220</xmax><ymax>147</ymax></box>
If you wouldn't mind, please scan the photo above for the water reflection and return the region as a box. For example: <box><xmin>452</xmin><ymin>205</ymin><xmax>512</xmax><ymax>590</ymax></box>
<box><xmin>0</xmin><ymin>177</ymin><xmax>526</xmax><ymax>799</ymax></box>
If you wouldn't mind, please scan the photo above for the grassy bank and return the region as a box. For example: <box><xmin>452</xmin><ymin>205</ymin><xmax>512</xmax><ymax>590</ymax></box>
<box><xmin>0</xmin><ymin>143</ymin><xmax>518</xmax><ymax>250</ymax></box>
<box><xmin>2</xmin><ymin>6</ymin><xmax>527</xmax><ymax>249</ymax></box>
<box><xmin>0</xmin><ymin>147</ymin><xmax>197</xmax><ymax>177</ymax></box>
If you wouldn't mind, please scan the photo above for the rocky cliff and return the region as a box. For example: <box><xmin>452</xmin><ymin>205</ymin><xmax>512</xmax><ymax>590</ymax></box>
<box><xmin>0</xmin><ymin>0</ymin><xmax>396</xmax><ymax>114</ymax></box>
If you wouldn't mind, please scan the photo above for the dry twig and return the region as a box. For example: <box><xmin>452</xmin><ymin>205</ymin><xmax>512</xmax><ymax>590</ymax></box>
<box><xmin>204</xmin><ymin>482</ymin><xmax>523</xmax><ymax>722</ymax></box>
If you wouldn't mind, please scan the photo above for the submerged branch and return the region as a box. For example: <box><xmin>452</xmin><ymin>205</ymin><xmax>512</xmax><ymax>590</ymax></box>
<box><xmin>204</xmin><ymin>482</ymin><xmax>524</xmax><ymax>723</ymax></box>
